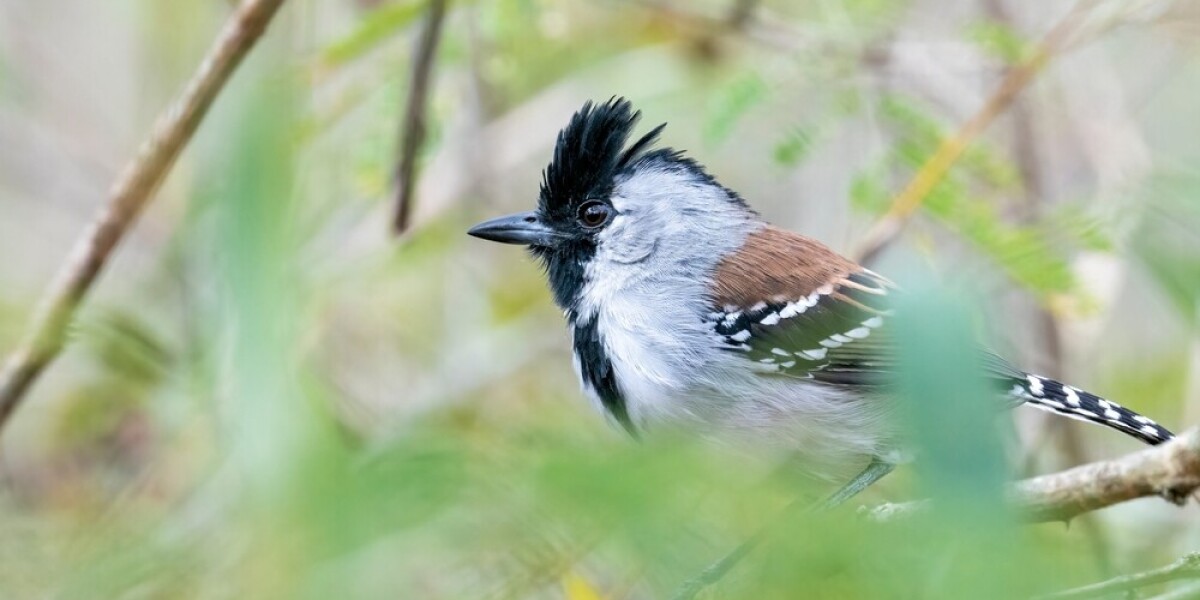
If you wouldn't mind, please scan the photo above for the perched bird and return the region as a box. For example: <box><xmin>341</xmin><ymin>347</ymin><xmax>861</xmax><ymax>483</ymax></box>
<box><xmin>467</xmin><ymin>97</ymin><xmax>1173</xmax><ymax>500</ymax></box>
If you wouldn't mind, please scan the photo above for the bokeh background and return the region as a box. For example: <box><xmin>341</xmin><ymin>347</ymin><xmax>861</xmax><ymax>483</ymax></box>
<box><xmin>1</xmin><ymin>0</ymin><xmax>1198</xmax><ymax>598</ymax></box>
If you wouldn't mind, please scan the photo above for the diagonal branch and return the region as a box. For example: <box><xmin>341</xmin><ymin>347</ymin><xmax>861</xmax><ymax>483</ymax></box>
<box><xmin>1038</xmin><ymin>552</ymin><xmax>1200</xmax><ymax>600</ymax></box>
<box><xmin>852</xmin><ymin>0</ymin><xmax>1098</xmax><ymax>265</ymax></box>
<box><xmin>391</xmin><ymin>0</ymin><xmax>448</xmax><ymax>235</ymax></box>
<box><xmin>0</xmin><ymin>0</ymin><xmax>290</xmax><ymax>431</ymax></box>
<box><xmin>868</xmin><ymin>428</ymin><xmax>1200</xmax><ymax>524</ymax></box>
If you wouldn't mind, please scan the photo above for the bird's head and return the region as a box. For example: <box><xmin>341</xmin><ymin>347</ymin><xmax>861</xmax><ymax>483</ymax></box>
<box><xmin>468</xmin><ymin>97</ymin><xmax>757</xmax><ymax>311</ymax></box>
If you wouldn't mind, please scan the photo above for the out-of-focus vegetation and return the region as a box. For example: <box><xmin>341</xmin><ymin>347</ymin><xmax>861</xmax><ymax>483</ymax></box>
<box><xmin>1</xmin><ymin>0</ymin><xmax>1198</xmax><ymax>597</ymax></box>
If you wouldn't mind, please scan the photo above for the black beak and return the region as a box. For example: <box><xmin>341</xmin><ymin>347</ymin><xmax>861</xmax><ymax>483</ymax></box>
<box><xmin>467</xmin><ymin>211</ymin><xmax>560</xmax><ymax>246</ymax></box>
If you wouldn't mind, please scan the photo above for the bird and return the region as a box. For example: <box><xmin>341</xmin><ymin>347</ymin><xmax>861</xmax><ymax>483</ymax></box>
<box><xmin>467</xmin><ymin>97</ymin><xmax>1174</xmax><ymax>502</ymax></box>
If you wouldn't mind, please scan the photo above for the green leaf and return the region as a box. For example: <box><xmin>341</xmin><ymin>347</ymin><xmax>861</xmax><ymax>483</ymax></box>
<box><xmin>923</xmin><ymin>184</ymin><xmax>1076</xmax><ymax>297</ymax></box>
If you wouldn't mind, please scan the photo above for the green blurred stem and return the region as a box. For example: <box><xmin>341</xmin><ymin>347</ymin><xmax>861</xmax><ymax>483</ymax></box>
<box><xmin>868</xmin><ymin>428</ymin><xmax>1200</xmax><ymax>524</ymax></box>
<box><xmin>669</xmin><ymin>458</ymin><xmax>895</xmax><ymax>600</ymax></box>
<box><xmin>1039</xmin><ymin>552</ymin><xmax>1200</xmax><ymax>599</ymax></box>
<box><xmin>0</xmin><ymin>0</ymin><xmax>289</xmax><ymax>432</ymax></box>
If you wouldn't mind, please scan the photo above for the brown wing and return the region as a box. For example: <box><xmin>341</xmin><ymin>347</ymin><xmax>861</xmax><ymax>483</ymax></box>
<box><xmin>707</xmin><ymin>226</ymin><xmax>897</xmax><ymax>386</ymax></box>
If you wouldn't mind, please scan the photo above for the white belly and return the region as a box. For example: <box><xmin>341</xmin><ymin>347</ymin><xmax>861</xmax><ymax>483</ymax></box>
<box><xmin>578</xmin><ymin>299</ymin><xmax>894</xmax><ymax>479</ymax></box>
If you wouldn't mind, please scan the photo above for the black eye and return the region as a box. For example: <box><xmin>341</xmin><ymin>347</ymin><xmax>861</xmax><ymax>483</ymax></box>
<box><xmin>577</xmin><ymin>201</ymin><xmax>612</xmax><ymax>228</ymax></box>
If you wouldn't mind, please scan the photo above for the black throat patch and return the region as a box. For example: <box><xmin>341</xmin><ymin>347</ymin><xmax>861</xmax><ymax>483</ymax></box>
<box><xmin>571</xmin><ymin>315</ymin><xmax>634</xmax><ymax>435</ymax></box>
<box><xmin>532</xmin><ymin>98</ymin><xmax>668</xmax><ymax>436</ymax></box>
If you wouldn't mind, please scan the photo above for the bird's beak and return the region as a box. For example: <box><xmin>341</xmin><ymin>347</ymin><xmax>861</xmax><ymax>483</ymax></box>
<box><xmin>467</xmin><ymin>211</ymin><xmax>560</xmax><ymax>246</ymax></box>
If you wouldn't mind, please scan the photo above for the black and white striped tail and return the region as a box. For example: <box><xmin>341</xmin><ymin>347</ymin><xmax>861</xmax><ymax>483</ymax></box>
<box><xmin>1013</xmin><ymin>374</ymin><xmax>1174</xmax><ymax>446</ymax></box>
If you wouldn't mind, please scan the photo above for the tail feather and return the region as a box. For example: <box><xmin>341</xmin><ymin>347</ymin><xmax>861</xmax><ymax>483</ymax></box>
<box><xmin>1013</xmin><ymin>373</ymin><xmax>1174</xmax><ymax>446</ymax></box>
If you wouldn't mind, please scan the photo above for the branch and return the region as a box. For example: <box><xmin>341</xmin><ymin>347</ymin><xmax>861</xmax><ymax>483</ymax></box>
<box><xmin>1039</xmin><ymin>552</ymin><xmax>1200</xmax><ymax>600</ymax></box>
<box><xmin>0</xmin><ymin>0</ymin><xmax>289</xmax><ymax>430</ymax></box>
<box><xmin>391</xmin><ymin>0</ymin><xmax>448</xmax><ymax>235</ymax></box>
<box><xmin>867</xmin><ymin>428</ymin><xmax>1200</xmax><ymax>523</ymax></box>
<box><xmin>852</xmin><ymin>0</ymin><xmax>1098</xmax><ymax>265</ymax></box>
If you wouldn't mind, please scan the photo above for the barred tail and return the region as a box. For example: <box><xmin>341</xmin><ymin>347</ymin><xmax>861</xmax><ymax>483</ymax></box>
<box><xmin>1014</xmin><ymin>373</ymin><xmax>1174</xmax><ymax>446</ymax></box>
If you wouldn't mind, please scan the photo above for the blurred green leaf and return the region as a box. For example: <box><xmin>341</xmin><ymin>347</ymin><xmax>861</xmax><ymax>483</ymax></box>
<box><xmin>924</xmin><ymin>185</ymin><xmax>1077</xmax><ymax>297</ymax></box>
<box><xmin>705</xmin><ymin>73</ymin><xmax>769</xmax><ymax>145</ymax></box>
<box><xmin>881</xmin><ymin>95</ymin><xmax>1018</xmax><ymax>188</ymax></box>
<box><xmin>967</xmin><ymin>21</ymin><xmax>1032</xmax><ymax>64</ymax></box>
<box><xmin>850</xmin><ymin>168</ymin><xmax>891</xmax><ymax>213</ymax></box>
<box><xmin>870</xmin><ymin>94</ymin><xmax>1076</xmax><ymax>300</ymax></box>
<box><xmin>773</xmin><ymin>124</ymin><xmax>820</xmax><ymax>166</ymax></box>
<box><xmin>1131</xmin><ymin>172</ymin><xmax>1200</xmax><ymax>325</ymax></box>
<box><xmin>320</xmin><ymin>0</ymin><xmax>426</xmax><ymax>68</ymax></box>
<box><xmin>79</xmin><ymin>309</ymin><xmax>172</xmax><ymax>387</ymax></box>
<box><xmin>1043</xmin><ymin>202</ymin><xmax>1114</xmax><ymax>252</ymax></box>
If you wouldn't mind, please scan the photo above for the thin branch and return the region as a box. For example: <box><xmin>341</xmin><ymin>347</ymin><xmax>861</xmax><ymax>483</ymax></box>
<box><xmin>867</xmin><ymin>428</ymin><xmax>1200</xmax><ymax>523</ymax></box>
<box><xmin>1149</xmin><ymin>582</ymin><xmax>1200</xmax><ymax>600</ymax></box>
<box><xmin>1039</xmin><ymin>552</ymin><xmax>1200</xmax><ymax>600</ymax></box>
<box><xmin>0</xmin><ymin>0</ymin><xmax>289</xmax><ymax>430</ymax></box>
<box><xmin>853</xmin><ymin>0</ymin><xmax>1098</xmax><ymax>265</ymax></box>
<box><xmin>391</xmin><ymin>0</ymin><xmax>448</xmax><ymax>235</ymax></box>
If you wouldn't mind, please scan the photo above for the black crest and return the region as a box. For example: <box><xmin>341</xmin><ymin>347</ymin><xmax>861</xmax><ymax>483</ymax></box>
<box><xmin>538</xmin><ymin>97</ymin><xmax>666</xmax><ymax>219</ymax></box>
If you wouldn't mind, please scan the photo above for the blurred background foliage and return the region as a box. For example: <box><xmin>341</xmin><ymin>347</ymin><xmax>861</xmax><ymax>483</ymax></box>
<box><xmin>0</xmin><ymin>0</ymin><xmax>1199</xmax><ymax>597</ymax></box>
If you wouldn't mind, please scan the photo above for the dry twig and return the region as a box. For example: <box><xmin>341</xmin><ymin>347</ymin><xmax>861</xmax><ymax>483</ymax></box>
<box><xmin>0</xmin><ymin>0</ymin><xmax>289</xmax><ymax>430</ymax></box>
<box><xmin>1039</xmin><ymin>552</ymin><xmax>1200</xmax><ymax>599</ymax></box>
<box><xmin>867</xmin><ymin>428</ymin><xmax>1200</xmax><ymax>523</ymax></box>
<box><xmin>391</xmin><ymin>0</ymin><xmax>448</xmax><ymax>235</ymax></box>
<box><xmin>852</xmin><ymin>0</ymin><xmax>1098</xmax><ymax>265</ymax></box>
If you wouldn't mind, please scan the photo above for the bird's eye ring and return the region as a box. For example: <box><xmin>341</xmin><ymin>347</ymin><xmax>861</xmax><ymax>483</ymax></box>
<box><xmin>577</xmin><ymin>201</ymin><xmax>613</xmax><ymax>229</ymax></box>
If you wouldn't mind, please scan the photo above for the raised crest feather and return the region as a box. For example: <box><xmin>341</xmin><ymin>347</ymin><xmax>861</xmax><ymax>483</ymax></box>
<box><xmin>538</xmin><ymin>97</ymin><xmax>665</xmax><ymax>218</ymax></box>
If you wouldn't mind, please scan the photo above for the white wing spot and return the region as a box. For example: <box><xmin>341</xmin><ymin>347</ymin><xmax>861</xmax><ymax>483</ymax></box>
<box><xmin>731</xmin><ymin>330</ymin><xmax>752</xmax><ymax>342</ymax></box>
<box><xmin>759</xmin><ymin>357</ymin><xmax>776</xmax><ymax>363</ymax></box>
<box><xmin>845</xmin><ymin>327</ymin><xmax>871</xmax><ymax>340</ymax></box>
<box><xmin>778</xmin><ymin>303</ymin><xmax>799</xmax><ymax>319</ymax></box>
<box><xmin>819</xmin><ymin>338</ymin><xmax>843</xmax><ymax>349</ymax></box>
<box><xmin>750</xmin><ymin>301</ymin><xmax>767</xmax><ymax>312</ymax></box>
<box><xmin>760</xmin><ymin>312</ymin><xmax>781</xmax><ymax>326</ymax></box>
<box><xmin>1134</xmin><ymin>415</ymin><xmax>1152</xmax><ymax>424</ymax></box>
<box><xmin>863</xmin><ymin>316</ymin><xmax>884</xmax><ymax>328</ymax></box>
<box><xmin>723</xmin><ymin>312</ymin><xmax>742</xmax><ymax>326</ymax></box>
<box><xmin>780</xmin><ymin>361</ymin><xmax>796</xmax><ymax>368</ymax></box>
<box><xmin>1141</xmin><ymin>425</ymin><xmax>1160</xmax><ymax>436</ymax></box>
<box><xmin>831</xmin><ymin>334</ymin><xmax>853</xmax><ymax>343</ymax></box>
<box><xmin>799</xmin><ymin>348</ymin><xmax>828</xmax><ymax>360</ymax></box>
<box><xmin>771</xmin><ymin>348</ymin><xmax>790</xmax><ymax>356</ymax></box>
<box><xmin>1104</xmin><ymin>408</ymin><xmax>1121</xmax><ymax>420</ymax></box>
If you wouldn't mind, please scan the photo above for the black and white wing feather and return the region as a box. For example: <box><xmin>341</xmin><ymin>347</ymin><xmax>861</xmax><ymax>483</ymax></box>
<box><xmin>707</xmin><ymin>225</ymin><xmax>1174</xmax><ymax>446</ymax></box>
<box><xmin>709</xmin><ymin>270</ymin><xmax>895</xmax><ymax>386</ymax></box>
